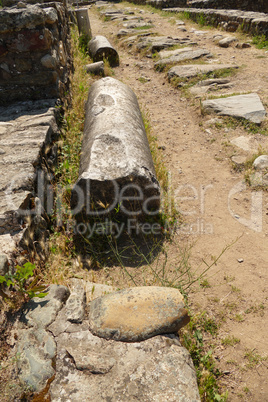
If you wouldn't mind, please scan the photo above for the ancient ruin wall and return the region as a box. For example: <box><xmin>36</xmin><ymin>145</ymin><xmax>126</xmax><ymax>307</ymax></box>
<box><xmin>0</xmin><ymin>2</ymin><xmax>72</xmax><ymax>105</ymax></box>
<box><xmin>187</xmin><ymin>0</ymin><xmax>268</xmax><ymax>14</ymax></box>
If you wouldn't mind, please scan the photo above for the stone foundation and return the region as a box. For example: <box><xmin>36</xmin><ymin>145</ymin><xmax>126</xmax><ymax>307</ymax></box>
<box><xmin>164</xmin><ymin>7</ymin><xmax>268</xmax><ymax>37</ymax></box>
<box><xmin>187</xmin><ymin>0</ymin><xmax>268</xmax><ymax>14</ymax></box>
<box><xmin>0</xmin><ymin>2</ymin><xmax>72</xmax><ymax>105</ymax></box>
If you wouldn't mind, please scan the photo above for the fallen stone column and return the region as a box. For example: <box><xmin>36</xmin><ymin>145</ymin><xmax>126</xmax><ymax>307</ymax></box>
<box><xmin>71</xmin><ymin>77</ymin><xmax>160</xmax><ymax>221</ymax></box>
<box><xmin>75</xmin><ymin>7</ymin><xmax>92</xmax><ymax>40</ymax></box>
<box><xmin>88</xmin><ymin>35</ymin><xmax>119</xmax><ymax>67</ymax></box>
<box><xmin>84</xmin><ymin>61</ymin><xmax>104</xmax><ymax>75</ymax></box>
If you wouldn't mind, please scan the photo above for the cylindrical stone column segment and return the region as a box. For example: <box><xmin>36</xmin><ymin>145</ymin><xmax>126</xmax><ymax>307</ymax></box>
<box><xmin>88</xmin><ymin>35</ymin><xmax>119</xmax><ymax>67</ymax></box>
<box><xmin>75</xmin><ymin>8</ymin><xmax>92</xmax><ymax>39</ymax></box>
<box><xmin>84</xmin><ymin>61</ymin><xmax>104</xmax><ymax>75</ymax></box>
<box><xmin>71</xmin><ymin>77</ymin><xmax>160</xmax><ymax>221</ymax></box>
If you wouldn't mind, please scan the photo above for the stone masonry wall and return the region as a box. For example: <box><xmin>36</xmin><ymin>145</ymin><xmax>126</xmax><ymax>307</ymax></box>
<box><xmin>187</xmin><ymin>0</ymin><xmax>268</xmax><ymax>14</ymax></box>
<box><xmin>164</xmin><ymin>7</ymin><xmax>268</xmax><ymax>37</ymax></box>
<box><xmin>0</xmin><ymin>2</ymin><xmax>72</xmax><ymax>105</ymax></box>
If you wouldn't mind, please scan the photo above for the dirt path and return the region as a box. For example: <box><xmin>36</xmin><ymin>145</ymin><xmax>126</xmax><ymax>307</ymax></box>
<box><xmin>88</xmin><ymin>3</ymin><xmax>268</xmax><ymax>400</ymax></box>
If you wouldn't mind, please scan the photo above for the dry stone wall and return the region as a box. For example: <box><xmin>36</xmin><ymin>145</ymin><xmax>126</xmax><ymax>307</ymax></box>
<box><xmin>165</xmin><ymin>7</ymin><xmax>268</xmax><ymax>37</ymax></box>
<box><xmin>0</xmin><ymin>2</ymin><xmax>71</xmax><ymax>105</ymax></box>
<box><xmin>188</xmin><ymin>0</ymin><xmax>268</xmax><ymax>14</ymax></box>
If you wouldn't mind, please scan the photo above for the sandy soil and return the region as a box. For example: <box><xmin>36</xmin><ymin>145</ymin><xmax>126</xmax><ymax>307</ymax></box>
<box><xmin>88</xmin><ymin>3</ymin><xmax>268</xmax><ymax>400</ymax></box>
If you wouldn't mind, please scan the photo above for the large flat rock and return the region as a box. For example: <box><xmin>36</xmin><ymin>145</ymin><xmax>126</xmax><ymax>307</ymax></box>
<box><xmin>136</xmin><ymin>35</ymin><xmax>196</xmax><ymax>52</ymax></box>
<box><xmin>168</xmin><ymin>64</ymin><xmax>238</xmax><ymax>79</ymax></box>
<box><xmin>155</xmin><ymin>48</ymin><xmax>211</xmax><ymax>67</ymax></box>
<box><xmin>202</xmin><ymin>93</ymin><xmax>266</xmax><ymax>124</ymax></box>
<box><xmin>89</xmin><ymin>286</ymin><xmax>189</xmax><ymax>342</ymax></box>
<box><xmin>50</xmin><ymin>331</ymin><xmax>200</xmax><ymax>401</ymax></box>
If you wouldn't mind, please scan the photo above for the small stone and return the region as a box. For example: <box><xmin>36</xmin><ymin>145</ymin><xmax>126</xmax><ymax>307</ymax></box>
<box><xmin>218</xmin><ymin>37</ymin><xmax>238</xmax><ymax>48</ymax></box>
<box><xmin>237</xmin><ymin>258</ymin><xmax>244</xmax><ymax>263</ymax></box>
<box><xmin>176</xmin><ymin>20</ymin><xmax>185</xmax><ymax>26</ymax></box>
<box><xmin>89</xmin><ymin>286</ymin><xmax>189</xmax><ymax>342</ymax></box>
<box><xmin>213</xmin><ymin>35</ymin><xmax>224</xmax><ymax>42</ymax></box>
<box><xmin>236</xmin><ymin>42</ymin><xmax>251</xmax><ymax>49</ymax></box>
<box><xmin>231</xmin><ymin>155</ymin><xmax>247</xmax><ymax>167</ymax></box>
<box><xmin>0</xmin><ymin>254</ymin><xmax>8</xmax><ymax>276</ymax></box>
<box><xmin>253</xmin><ymin>155</ymin><xmax>268</xmax><ymax>171</ymax></box>
<box><xmin>41</xmin><ymin>54</ymin><xmax>58</xmax><ymax>69</ymax></box>
<box><xmin>17</xmin><ymin>1</ymin><xmax>27</xmax><ymax>8</ymax></box>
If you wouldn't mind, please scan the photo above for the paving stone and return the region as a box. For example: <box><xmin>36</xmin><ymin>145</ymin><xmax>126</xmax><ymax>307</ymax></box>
<box><xmin>21</xmin><ymin>284</ymin><xmax>70</xmax><ymax>328</ymax></box>
<box><xmin>168</xmin><ymin>63</ymin><xmax>238</xmax><ymax>79</ymax></box>
<box><xmin>50</xmin><ymin>331</ymin><xmax>200</xmax><ymax>401</ymax></box>
<box><xmin>202</xmin><ymin>93</ymin><xmax>266</xmax><ymax>124</ymax></box>
<box><xmin>158</xmin><ymin>46</ymin><xmax>193</xmax><ymax>59</ymax></box>
<box><xmin>136</xmin><ymin>36</ymin><xmax>196</xmax><ymax>52</ymax></box>
<box><xmin>89</xmin><ymin>286</ymin><xmax>189</xmax><ymax>342</ymax></box>
<box><xmin>17</xmin><ymin>327</ymin><xmax>56</xmax><ymax>393</ymax></box>
<box><xmin>155</xmin><ymin>48</ymin><xmax>211</xmax><ymax>67</ymax></box>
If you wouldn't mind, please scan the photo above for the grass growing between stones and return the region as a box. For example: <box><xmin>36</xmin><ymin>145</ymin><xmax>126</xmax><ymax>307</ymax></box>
<box><xmin>252</xmin><ymin>35</ymin><xmax>268</xmax><ymax>50</ymax></box>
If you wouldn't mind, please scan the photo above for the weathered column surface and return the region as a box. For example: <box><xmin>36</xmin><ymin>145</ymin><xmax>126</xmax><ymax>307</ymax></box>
<box><xmin>88</xmin><ymin>35</ymin><xmax>119</xmax><ymax>67</ymax></box>
<box><xmin>85</xmin><ymin>61</ymin><xmax>104</xmax><ymax>75</ymax></box>
<box><xmin>75</xmin><ymin>7</ymin><xmax>92</xmax><ymax>39</ymax></box>
<box><xmin>71</xmin><ymin>77</ymin><xmax>160</xmax><ymax>220</ymax></box>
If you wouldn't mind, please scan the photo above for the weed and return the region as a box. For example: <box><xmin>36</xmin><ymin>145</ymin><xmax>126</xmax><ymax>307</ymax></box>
<box><xmin>245</xmin><ymin>303</ymin><xmax>265</xmax><ymax>316</ymax></box>
<box><xmin>252</xmin><ymin>35</ymin><xmax>268</xmax><ymax>50</ymax></box>
<box><xmin>103</xmin><ymin>58</ymin><xmax>114</xmax><ymax>76</ymax></box>
<box><xmin>0</xmin><ymin>262</ymin><xmax>48</xmax><ymax>302</ymax></box>
<box><xmin>231</xmin><ymin>285</ymin><xmax>241</xmax><ymax>293</ymax></box>
<box><xmin>221</xmin><ymin>336</ymin><xmax>240</xmax><ymax>346</ymax></box>
<box><xmin>181</xmin><ymin>312</ymin><xmax>227</xmax><ymax>401</ymax></box>
<box><xmin>244</xmin><ymin>348</ymin><xmax>267</xmax><ymax>368</ymax></box>
<box><xmin>196</xmin><ymin>13</ymin><xmax>207</xmax><ymax>27</ymax></box>
<box><xmin>138</xmin><ymin>76</ymin><xmax>149</xmax><ymax>84</ymax></box>
<box><xmin>200</xmin><ymin>279</ymin><xmax>211</xmax><ymax>288</ymax></box>
<box><xmin>233</xmin><ymin>313</ymin><xmax>244</xmax><ymax>322</ymax></box>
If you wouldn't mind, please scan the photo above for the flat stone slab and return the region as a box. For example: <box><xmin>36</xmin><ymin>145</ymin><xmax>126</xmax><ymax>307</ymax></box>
<box><xmin>168</xmin><ymin>64</ymin><xmax>238</xmax><ymax>79</ymax></box>
<box><xmin>136</xmin><ymin>35</ymin><xmax>196</xmax><ymax>52</ymax></box>
<box><xmin>158</xmin><ymin>46</ymin><xmax>194</xmax><ymax>59</ymax></box>
<box><xmin>155</xmin><ymin>48</ymin><xmax>211</xmax><ymax>67</ymax></box>
<box><xmin>202</xmin><ymin>93</ymin><xmax>266</xmax><ymax>124</ymax></box>
<box><xmin>89</xmin><ymin>286</ymin><xmax>189</xmax><ymax>342</ymax></box>
<box><xmin>50</xmin><ymin>331</ymin><xmax>200</xmax><ymax>401</ymax></box>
